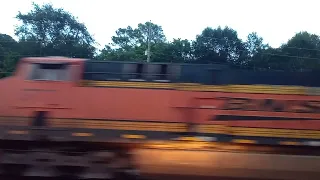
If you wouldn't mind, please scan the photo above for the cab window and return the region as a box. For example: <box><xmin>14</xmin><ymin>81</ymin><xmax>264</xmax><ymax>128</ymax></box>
<box><xmin>28</xmin><ymin>63</ymin><xmax>71</xmax><ymax>81</ymax></box>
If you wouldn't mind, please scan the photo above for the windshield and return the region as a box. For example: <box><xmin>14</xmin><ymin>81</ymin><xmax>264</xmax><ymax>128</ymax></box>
<box><xmin>28</xmin><ymin>63</ymin><xmax>71</xmax><ymax>81</ymax></box>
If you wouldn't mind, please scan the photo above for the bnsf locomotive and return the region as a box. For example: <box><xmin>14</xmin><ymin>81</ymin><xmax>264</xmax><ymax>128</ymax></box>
<box><xmin>0</xmin><ymin>56</ymin><xmax>319</xmax><ymax>178</ymax></box>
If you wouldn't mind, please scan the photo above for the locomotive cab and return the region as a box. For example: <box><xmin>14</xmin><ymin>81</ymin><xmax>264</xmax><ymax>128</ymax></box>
<box><xmin>0</xmin><ymin>57</ymin><xmax>87</xmax><ymax>118</ymax></box>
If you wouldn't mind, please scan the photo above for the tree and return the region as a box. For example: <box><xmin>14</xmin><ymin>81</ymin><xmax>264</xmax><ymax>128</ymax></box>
<box><xmin>97</xmin><ymin>44</ymin><xmax>142</xmax><ymax>61</ymax></box>
<box><xmin>110</xmin><ymin>26</ymin><xmax>139</xmax><ymax>50</ymax></box>
<box><xmin>0</xmin><ymin>34</ymin><xmax>20</xmax><ymax>52</ymax></box>
<box><xmin>244</xmin><ymin>32</ymin><xmax>270</xmax><ymax>69</ymax></box>
<box><xmin>280</xmin><ymin>32</ymin><xmax>320</xmax><ymax>71</ymax></box>
<box><xmin>111</xmin><ymin>22</ymin><xmax>166</xmax><ymax>49</ymax></box>
<box><xmin>245</xmin><ymin>32</ymin><xmax>320</xmax><ymax>71</ymax></box>
<box><xmin>0</xmin><ymin>51</ymin><xmax>20</xmax><ymax>77</ymax></box>
<box><xmin>166</xmin><ymin>38</ymin><xmax>193</xmax><ymax>63</ymax></box>
<box><xmin>245</xmin><ymin>32</ymin><xmax>269</xmax><ymax>57</ymax></box>
<box><xmin>15</xmin><ymin>3</ymin><xmax>96</xmax><ymax>58</ymax></box>
<box><xmin>193</xmin><ymin>26</ymin><xmax>247</xmax><ymax>64</ymax></box>
<box><xmin>99</xmin><ymin>21</ymin><xmax>167</xmax><ymax>62</ymax></box>
<box><xmin>247</xmin><ymin>48</ymin><xmax>286</xmax><ymax>71</ymax></box>
<box><xmin>0</xmin><ymin>34</ymin><xmax>21</xmax><ymax>77</ymax></box>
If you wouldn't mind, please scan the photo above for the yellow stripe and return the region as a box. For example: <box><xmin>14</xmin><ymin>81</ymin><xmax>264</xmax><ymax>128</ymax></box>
<box><xmin>50</xmin><ymin>119</ymin><xmax>187</xmax><ymax>132</ymax></box>
<box><xmin>229</xmin><ymin>127</ymin><xmax>320</xmax><ymax>139</ymax></box>
<box><xmin>279</xmin><ymin>141</ymin><xmax>301</xmax><ymax>146</ymax></box>
<box><xmin>122</xmin><ymin>134</ymin><xmax>146</xmax><ymax>139</ymax></box>
<box><xmin>144</xmin><ymin>141</ymin><xmax>211</xmax><ymax>149</ymax></box>
<box><xmin>81</xmin><ymin>80</ymin><xmax>316</xmax><ymax>95</ymax></box>
<box><xmin>175</xmin><ymin>136</ymin><xmax>203</xmax><ymax>141</ymax></box>
<box><xmin>231</xmin><ymin>139</ymin><xmax>257</xmax><ymax>144</ymax></box>
<box><xmin>71</xmin><ymin>132</ymin><xmax>93</xmax><ymax>137</ymax></box>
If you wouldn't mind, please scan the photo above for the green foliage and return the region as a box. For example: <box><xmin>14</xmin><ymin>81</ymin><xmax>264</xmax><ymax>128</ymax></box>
<box><xmin>0</xmin><ymin>34</ymin><xmax>21</xmax><ymax>77</ymax></box>
<box><xmin>0</xmin><ymin>51</ymin><xmax>20</xmax><ymax>78</ymax></box>
<box><xmin>1</xmin><ymin>2</ymin><xmax>320</xmax><ymax>78</ymax></box>
<box><xmin>166</xmin><ymin>38</ymin><xmax>193</xmax><ymax>63</ymax></box>
<box><xmin>111</xmin><ymin>22</ymin><xmax>166</xmax><ymax>49</ymax></box>
<box><xmin>281</xmin><ymin>32</ymin><xmax>320</xmax><ymax>70</ymax></box>
<box><xmin>99</xmin><ymin>21</ymin><xmax>167</xmax><ymax>62</ymax></box>
<box><xmin>245</xmin><ymin>32</ymin><xmax>269</xmax><ymax>57</ymax></box>
<box><xmin>15</xmin><ymin>3</ymin><xmax>96</xmax><ymax>58</ymax></box>
<box><xmin>193</xmin><ymin>26</ymin><xmax>246</xmax><ymax>64</ymax></box>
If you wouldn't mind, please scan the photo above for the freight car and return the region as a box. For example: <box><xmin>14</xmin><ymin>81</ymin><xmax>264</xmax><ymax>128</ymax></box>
<box><xmin>0</xmin><ymin>56</ymin><xmax>319</xmax><ymax>178</ymax></box>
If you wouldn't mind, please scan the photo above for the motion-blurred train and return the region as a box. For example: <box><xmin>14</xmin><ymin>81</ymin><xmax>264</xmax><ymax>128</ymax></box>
<box><xmin>0</xmin><ymin>56</ymin><xmax>319</xmax><ymax>178</ymax></box>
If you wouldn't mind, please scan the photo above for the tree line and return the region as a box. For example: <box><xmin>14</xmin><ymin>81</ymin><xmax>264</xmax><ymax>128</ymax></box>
<box><xmin>1</xmin><ymin>3</ymin><xmax>320</xmax><ymax>77</ymax></box>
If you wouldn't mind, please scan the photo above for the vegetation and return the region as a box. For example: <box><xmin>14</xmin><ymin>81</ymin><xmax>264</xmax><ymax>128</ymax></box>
<box><xmin>1</xmin><ymin>3</ymin><xmax>320</xmax><ymax>76</ymax></box>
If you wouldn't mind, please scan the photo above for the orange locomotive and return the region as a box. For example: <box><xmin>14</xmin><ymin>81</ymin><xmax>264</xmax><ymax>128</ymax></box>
<box><xmin>0</xmin><ymin>56</ymin><xmax>320</xmax><ymax>178</ymax></box>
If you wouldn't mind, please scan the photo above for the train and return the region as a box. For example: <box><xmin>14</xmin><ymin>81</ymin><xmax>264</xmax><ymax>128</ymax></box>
<box><xmin>0</xmin><ymin>56</ymin><xmax>319</xmax><ymax>178</ymax></box>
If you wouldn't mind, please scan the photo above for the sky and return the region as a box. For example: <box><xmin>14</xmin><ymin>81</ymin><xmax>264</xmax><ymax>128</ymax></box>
<box><xmin>0</xmin><ymin>0</ymin><xmax>319</xmax><ymax>50</ymax></box>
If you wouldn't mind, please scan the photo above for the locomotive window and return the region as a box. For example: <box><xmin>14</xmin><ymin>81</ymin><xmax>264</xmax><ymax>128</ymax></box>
<box><xmin>28</xmin><ymin>63</ymin><xmax>71</xmax><ymax>81</ymax></box>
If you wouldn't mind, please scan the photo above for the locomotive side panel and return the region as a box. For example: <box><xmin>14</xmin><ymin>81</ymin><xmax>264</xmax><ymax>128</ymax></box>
<box><xmin>54</xmin><ymin>87</ymin><xmax>184</xmax><ymax>122</ymax></box>
<box><xmin>78</xmin><ymin>60</ymin><xmax>320</xmax><ymax>145</ymax></box>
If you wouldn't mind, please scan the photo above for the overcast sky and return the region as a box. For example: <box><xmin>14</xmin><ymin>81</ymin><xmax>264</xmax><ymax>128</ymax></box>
<box><xmin>0</xmin><ymin>0</ymin><xmax>318</xmax><ymax>50</ymax></box>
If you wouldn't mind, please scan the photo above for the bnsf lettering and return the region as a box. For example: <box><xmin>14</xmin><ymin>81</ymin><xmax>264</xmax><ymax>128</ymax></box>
<box><xmin>222</xmin><ymin>98</ymin><xmax>249</xmax><ymax>110</ymax></box>
<box><xmin>218</xmin><ymin>97</ymin><xmax>320</xmax><ymax>113</ymax></box>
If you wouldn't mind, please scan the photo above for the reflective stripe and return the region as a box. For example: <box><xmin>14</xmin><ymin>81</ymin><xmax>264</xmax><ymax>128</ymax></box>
<box><xmin>82</xmin><ymin>80</ymin><xmax>317</xmax><ymax>95</ymax></box>
<box><xmin>231</xmin><ymin>139</ymin><xmax>257</xmax><ymax>144</ymax></box>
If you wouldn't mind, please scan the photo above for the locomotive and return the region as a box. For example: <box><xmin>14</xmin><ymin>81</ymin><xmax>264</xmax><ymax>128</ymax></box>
<box><xmin>0</xmin><ymin>56</ymin><xmax>319</xmax><ymax>178</ymax></box>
